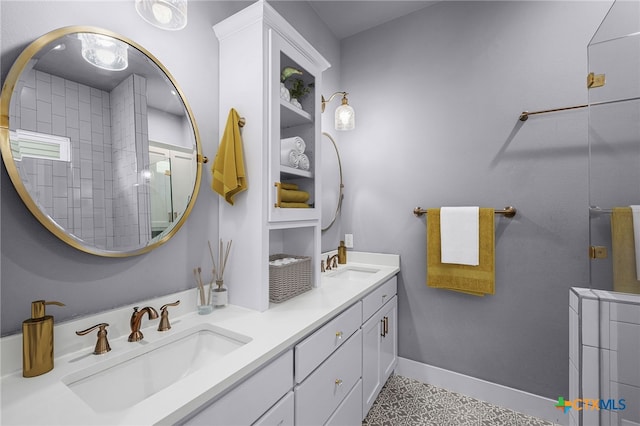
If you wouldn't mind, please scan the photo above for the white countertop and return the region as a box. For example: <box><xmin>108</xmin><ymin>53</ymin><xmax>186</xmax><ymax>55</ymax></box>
<box><xmin>0</xmin><ymin>252</ymin><xmax>399</xmax><ymax>425</ymax></box>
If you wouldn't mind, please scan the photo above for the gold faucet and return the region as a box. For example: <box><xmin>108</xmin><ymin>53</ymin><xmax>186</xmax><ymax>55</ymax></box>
<box><xmin>157</xmin><ymin>300</ymin><xmax>180</xmax><ymax>332</ymax></box>
<box><xmin>325</xmin><ymin>254</ymin><xmax>339</xmax><ymax>270</ymax></box>
<box><xmin>76</xmin><ymin>323</ymin><xmax>111</xmax><ymax>355</ymax></box>
<box><xmin>128</xmin><ymin>306</ymin><xmax>159</xmax><ymax>342</ymax></box>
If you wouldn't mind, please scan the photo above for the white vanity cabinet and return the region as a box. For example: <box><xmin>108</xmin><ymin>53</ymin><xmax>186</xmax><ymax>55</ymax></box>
<box><xmin>362</xmin><ymin>277</ymin><xmax>398</xmax><ymax>418</ymax></box>
<box><xmin>294</xmin><ymin>302</ymin><xmax>363</xmax><ymax>426</ymax></box>
<box><xmin>214</xmin><ymin>1</ymin><xmax>330</xmax><ymax>312</ymax></box>
<box><xmin>180</xmin><ymin>350</ymin><xmax>293</xmax><ymax>426</ymax></box>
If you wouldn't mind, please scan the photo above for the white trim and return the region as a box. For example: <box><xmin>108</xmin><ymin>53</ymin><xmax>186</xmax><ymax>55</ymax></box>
<box><xmin>396</xmin><ymin>357</ymin><xmax>567</xmax><ymax>426</ymax></box>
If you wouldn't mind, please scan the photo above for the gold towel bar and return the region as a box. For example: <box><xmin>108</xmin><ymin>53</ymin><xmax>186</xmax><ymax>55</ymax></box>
<box><xmin>519</xmin><ymin>105</ymin><xmax>587</xmax><ymax>121</ymax></box>
<box><xmin>413</xmin><ymin>206</ymin><xmax>517</xmax><ymax>218</ymax></box>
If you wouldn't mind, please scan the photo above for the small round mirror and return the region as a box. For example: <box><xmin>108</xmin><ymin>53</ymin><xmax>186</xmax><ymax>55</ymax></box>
<box><xmin>0</xmin><ymin>26</ymin><xmax>203</xmax><ymax>257</ymax></box>
<box><xmin>321</xmin><ymin>132</ymin><xmax>343</xmax><ymax>232</ymax></box>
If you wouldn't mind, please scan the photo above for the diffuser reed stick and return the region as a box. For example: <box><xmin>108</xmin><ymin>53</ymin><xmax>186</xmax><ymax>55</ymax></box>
<box><xmin>208</xmin><ymin>239</ymin><xmax>233</xmax><ymax>290</ymax></box>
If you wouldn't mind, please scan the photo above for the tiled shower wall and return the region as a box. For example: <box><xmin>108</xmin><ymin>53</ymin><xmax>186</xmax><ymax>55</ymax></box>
<box><xmin>10</xmin><ymin>68</ymin><xmax>150</xmax><ymax>250</ymax></box>
<box><xmin>109</xmin><ymin>74</ymin><xmax>150</xmax><ymax>249</ymax></box>
<box><xmin>569</xmin><ymin>288</ymin><xmax>640</xmax><ymax>426</ymax></box>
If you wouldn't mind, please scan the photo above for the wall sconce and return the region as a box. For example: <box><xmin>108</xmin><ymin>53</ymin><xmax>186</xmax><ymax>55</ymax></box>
<box><xmin>322</xmin><ymin>92</ymin><xmax>355</xmax><ymax>131</ymax></box>
<box><xmin>135</xmin><ymin>0</ymin><xmax>187</xmax><ymax>31</ymax></box>
<box><xmin>78</xmin><ymin>34</ymin><xmax>128</xmax><ymax>71</ymax></box>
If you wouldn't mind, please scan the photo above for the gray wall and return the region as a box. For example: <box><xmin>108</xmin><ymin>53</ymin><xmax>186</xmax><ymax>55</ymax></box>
<box><xmin>338</xmin><ymin>1</ymin><xmax>612</xmax><ymax>399</ymax></box>
<box><xmin>0</xmin><ymin>0</ymin><xmax>339</xmax><ymax>335</ymax></box>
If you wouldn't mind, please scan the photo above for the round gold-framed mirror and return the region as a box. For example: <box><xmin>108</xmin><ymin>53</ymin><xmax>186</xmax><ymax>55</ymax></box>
<box><xmin>0</xmin><ymin>26</ymin><xmax>203</xmax><ymax>257</ymax></box>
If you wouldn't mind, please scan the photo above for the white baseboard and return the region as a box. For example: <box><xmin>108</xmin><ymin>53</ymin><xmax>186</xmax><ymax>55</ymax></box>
<box><xmin>396</xmin><ymin>357</ymin><xmax>567</xmax><ymax>426</ymax></box>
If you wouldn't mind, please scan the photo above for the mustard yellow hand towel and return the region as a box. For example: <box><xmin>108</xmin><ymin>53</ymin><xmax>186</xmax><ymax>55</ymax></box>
<box><xmin>426</xmin><ymin>208</ymin><xmax>495</xmax><ymax>296</ymax></box>
<box><xmin>212</xmin><ymin>108</ymin><xmax>247</xmax><ymax>205</ymax></box>
<box><xmin>611</xmin><ymin>207</ymin><xmax>640</xmax><ymax>294</ymax></box>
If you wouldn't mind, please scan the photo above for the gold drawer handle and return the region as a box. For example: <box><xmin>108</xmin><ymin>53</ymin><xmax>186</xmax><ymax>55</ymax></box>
<box><xmin>335</xmin><ymin>379</ymin><xmax>343</xmax><ymax>386</ymax></box>
<box><xmin>336</xmin><ymin>331</ymin><xmax>343</xmax><ymax>339</ymax></box>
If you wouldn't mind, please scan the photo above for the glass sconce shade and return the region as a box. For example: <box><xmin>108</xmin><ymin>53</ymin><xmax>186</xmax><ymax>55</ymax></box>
<box><xmin>135</xmin><ymin>0</ymin><xmax>187</xmax><ymax>31</ymax></box>
<box><xmin>322</xmin><ymin>92</ymin><xmax>355</xmax><ymax>131</ymax></box>
<box><xmin>78</xmin><ymin>34</ymin><xmax>128</xmax><ymax>71</ymax></box>
<box><xmin>335</xmin><ymin>103</ymin><xmax>355</xmax><ymax>131</ymax></box>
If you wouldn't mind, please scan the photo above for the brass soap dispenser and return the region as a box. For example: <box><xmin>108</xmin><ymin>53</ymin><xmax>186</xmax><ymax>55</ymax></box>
<box><xmin>22</xmin><ymin>300</ymin><xmax>64</xmax><ymax>377</ymax></box>
<box><xmin>338</xmin><ymin>240</ymin><xmax>347</xmax><ymax>264</ymax></box>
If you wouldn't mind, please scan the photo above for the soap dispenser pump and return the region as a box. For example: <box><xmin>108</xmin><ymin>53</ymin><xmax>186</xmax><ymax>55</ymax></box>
<box><xmin>338</xmin><ymin>240</ymin><xmax>347</xmax><ymax>264</ymax></box>
<box><xmin>22</xmin><ymin>300</ymin><xmax>64</xmax><ymax>377</ymax></box>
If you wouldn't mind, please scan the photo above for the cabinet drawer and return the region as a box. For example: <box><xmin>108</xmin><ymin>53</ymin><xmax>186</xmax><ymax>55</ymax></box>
<box><xmin>253</xmin><ymin>391</ymin><xmax>294</xmax><ymax>426</ymax></box>
<box><xmin>295</xmin><ymin>302</ymin><xmax>362</xmax><ymax>383</ymax></box>
<box><xmin>362</xmin><ymin>276</ymin><xmax>397</xmax><ymax>322</ymax></box>
<box><xmin>295</xmin><ymin>330</ymin><xmax>362</xmax><ymax>426</ymax></box>
<box><xmin>182</xmin><ymin>350</ymin><xmax>293</xmax><ymax>426</ymax></box>
<box><xmin>325</xmin><ymin>379</ymin><xmax>362</xmax><ymax>426</ymax></box>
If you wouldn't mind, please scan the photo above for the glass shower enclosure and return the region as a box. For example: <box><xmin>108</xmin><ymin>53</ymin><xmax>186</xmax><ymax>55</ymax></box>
<box><xmin>573</xmin><ymin>2</ymin><xmax>640</xmax><ymax>426</ymax></box>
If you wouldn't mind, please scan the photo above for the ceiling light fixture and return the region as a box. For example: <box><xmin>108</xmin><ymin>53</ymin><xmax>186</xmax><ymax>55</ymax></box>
<box><xmin>135</xmin><ymin>0</ymin><xmax>187</xmax><ymax>31</ymax></box>
<box><xmin>322</xmin><ymin>92</ymin><xmax>355</xmax><ymax>131</ymax></box>
<box><xmin>78</xmin><ymin>34</ymin><xmax>128</xmax><ymax>71</ymax></box>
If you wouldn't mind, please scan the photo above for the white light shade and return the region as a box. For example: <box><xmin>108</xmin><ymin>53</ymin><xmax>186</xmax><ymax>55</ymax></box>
<box><xmin>135</xmin><ymin>0</ymin><xmax>187</xmax><ymax>31</ymax></box>
<box><xmin>335</xmin><ymin>104</ymin><xmax>355</xmax><ymax>131</ymax></box>
<box><xmin>79</xmin><ymin>34</ymin><xmax>128</xmax><ymax>71</ymax></box>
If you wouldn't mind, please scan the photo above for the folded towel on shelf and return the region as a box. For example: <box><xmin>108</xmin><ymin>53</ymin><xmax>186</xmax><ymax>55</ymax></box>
<box><xmin>279</xmin><ymin>182</ymin><xmax>299</xmax><ymax>190</ymax></box>
<box><xmin>212</xmin><ymin>108</ymin><xmax>247</xmax><ymax>205</ymax></box>
<box><xmin>297</xmin><ymin>153</ymin><xmax>310</xmax><ymax>171</ymax></box>
<box><xmin>280</xmin><ymin>188</ymin><xmax>310</xmax><ymax>203</ymax></box>
<box><xmin>426</xmin><ymin>208</ymin><xmax>495</xmax><ymax>296</ymax></box>
<box><xmin>279</xmin><ymin>202</ymin><xmax>310</xmax><ymax>208</ymax></box>
<box><xmin>611</xmin><ymin>207</ymin><xmax>640</xmax><ymax>293</ymax></box>
<box><xmin>632</xmin><ymin>205</ymin><xmax>640</xmax><ymax>281</ymax></box>
<box><xmin>281</xmin><ymin>136</ymin><xmax>306</xmax><ymax>154</ymax></box>
<box><xmin>440</xmin><ymin>206</ymin><xmax>480</xmax><ymax>265</ymax></box>
<box><xmin>281</xmin><ymin>150</ymin><xmax>299</xmax><ymax>168</ymax></box>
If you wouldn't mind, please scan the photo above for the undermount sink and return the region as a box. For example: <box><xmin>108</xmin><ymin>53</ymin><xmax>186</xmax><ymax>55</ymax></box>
<box><xmin>326</xmin><ymin>266</ymin><xmax>380</xmax><ymax>281</ymax></box>
<box><xmin>63</xmin><ymin>324</ymin><xmax>251</xmax><ymax>412</ymax></box>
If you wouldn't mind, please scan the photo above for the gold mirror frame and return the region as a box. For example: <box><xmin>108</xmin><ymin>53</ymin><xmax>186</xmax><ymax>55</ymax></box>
<box><xmin>0</xmin><ymin>26</ymin><xmax>203</xmax><ymax>257</ymax></box>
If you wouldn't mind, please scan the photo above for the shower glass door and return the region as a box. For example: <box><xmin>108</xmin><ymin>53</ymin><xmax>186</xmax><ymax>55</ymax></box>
<box><xmin>587</xmin><ymin>0</ymin><xmax>640</xmax><ymax>295</ymax></box>
<box><xmin>585</xmin><ymin>2</ymin><xmax>640</xmax><ymax>426</ymax></box>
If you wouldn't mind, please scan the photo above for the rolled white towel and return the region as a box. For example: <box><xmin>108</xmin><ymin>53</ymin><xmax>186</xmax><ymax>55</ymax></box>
<box><xmin>280</xmin><ymin>150</ymin><xmax>299</xmax><ymax>168</ymax></box>
<box><xmin>281</xmin><ymin>136</ymin><xmax>305</xmax><ymax>154</ymax></box>
<box><xmin>298</xmin><ymin>153</ymin><xmax>310</xmax><ymax>171</ymax></box>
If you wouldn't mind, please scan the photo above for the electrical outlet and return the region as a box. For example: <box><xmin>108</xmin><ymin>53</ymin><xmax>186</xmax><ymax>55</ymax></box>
<box><xmin>344</xmin><ymin>234</ymin><xmax>354</xmax><ymax>248</ymax></box>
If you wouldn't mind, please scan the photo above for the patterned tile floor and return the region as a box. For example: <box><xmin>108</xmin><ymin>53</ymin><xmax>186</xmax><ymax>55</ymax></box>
<box><xmin>363</xmin><ymin>375</ymin><xmax>558</xmax><ymax>426</ymax></box>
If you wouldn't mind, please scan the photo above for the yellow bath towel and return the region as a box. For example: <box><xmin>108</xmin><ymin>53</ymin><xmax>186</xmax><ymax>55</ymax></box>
<box><xmin>279</xmin><ymin>202</ymin><xmax>310</xmax><ymax>208</ymax></box>
<box><xmin>212</xmin><ymin>108</ymin><xmax>247</xmax><ymax>205</ymax></box>
<box><xmin>279</xmin><ymin>183</ymin><xmax>299</xmax><ymax>190</ymax></box>
<box><xmin>280</xmin><ymin>188</ymin><xmax>310</xmax><ymax>203</ymax></box>
<box><xmin>611</xmin><ymin>207</ymin><xmax>640</xmax><ymax>294</ymax></box>
<box><xmin>426</xmin><ymin>208</ymin><xmax>495</xmax><ymax>296</ymax></box>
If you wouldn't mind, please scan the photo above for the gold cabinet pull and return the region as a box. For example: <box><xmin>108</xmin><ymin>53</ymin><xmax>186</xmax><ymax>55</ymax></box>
<box><xmin>380</xmin><ymin>318</ymin><xmax>386</xmax><ymax>337</ymax></box>
<box><xmin>335</xmin><ymin>331</ymin><xmax>343</xmax><ymax>339</ymax></box>
<box><xmin>335</xmin><ymin>379</ymin><xmax>343</xmax><ymax>386</ymax></box>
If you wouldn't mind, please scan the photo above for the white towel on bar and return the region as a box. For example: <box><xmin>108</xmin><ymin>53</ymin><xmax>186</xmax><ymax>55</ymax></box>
<box><xmin>281</xmin><ymin>136</ymin><xmax>305</xmax><ymax>154</ymax></box>
<box><xmin>631</xmin><ymin>205</ymin><xmax>640</xmax><ymax>280</ymax></box>
<box><xmin>440</xmin><ymin>206</ymin><xmax>479</xmax><ymax>266</ymax></box>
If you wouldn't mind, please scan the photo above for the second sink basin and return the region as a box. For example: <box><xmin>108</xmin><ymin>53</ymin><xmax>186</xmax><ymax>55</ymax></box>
<box><xmin>326</xmin><ymin>266</ymin><xmax>380</xmax><ymax>281</ymax></box>
<box><xmin>63</xmin><ymin>323</ymin><xmax>251</xmax><ymax>412</ymax></box>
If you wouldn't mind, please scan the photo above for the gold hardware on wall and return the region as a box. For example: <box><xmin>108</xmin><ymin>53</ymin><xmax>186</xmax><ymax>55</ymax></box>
<box><xmin>164</xmin><ymin>170</ymin><xmax>171</xmax><ymax>176</ymax></box>
<box><xmin>587</xmin><ymin>72</ymin><xmax>606</xmax><ymax>88</ymax></box>
<box><xmin>589</xmin><ymin>245</ymin><xmax>608</xmax><ymax>259</ymax></box>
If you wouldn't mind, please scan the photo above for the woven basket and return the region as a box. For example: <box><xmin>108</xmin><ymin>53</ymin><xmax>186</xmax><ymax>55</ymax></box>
<box><xmin>269</xmin><ymin>254</ymin><xmax>312</xmax><ymax>303</ymax></box>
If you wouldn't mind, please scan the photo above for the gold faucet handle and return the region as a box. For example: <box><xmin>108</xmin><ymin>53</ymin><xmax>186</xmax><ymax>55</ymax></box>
<box><xmin>76</xmin><ymin>323</ymin><xmax>111</xmax><ymax>355</ymax></box>
<box><xmin>158</xmin><ymin>300</ymin><xmax>180</xmax><ymax>332</ymax></box>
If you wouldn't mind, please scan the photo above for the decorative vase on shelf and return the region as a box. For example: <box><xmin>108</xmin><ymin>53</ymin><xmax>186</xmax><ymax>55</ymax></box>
<box><xmin>280</xmin><ymin>82</ymin><xmax>290</xmax><ymax>102</ymax></box>
<box><xmin>290</xmin><ymin>98</ymin><xmax>302</xmax><ymax>109</ymax></box>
